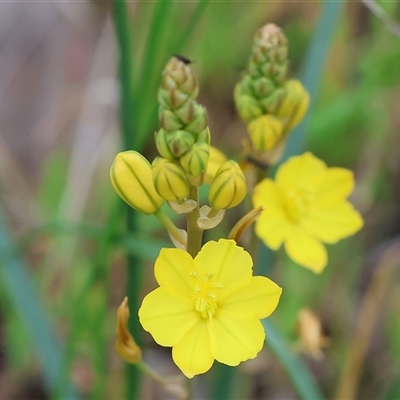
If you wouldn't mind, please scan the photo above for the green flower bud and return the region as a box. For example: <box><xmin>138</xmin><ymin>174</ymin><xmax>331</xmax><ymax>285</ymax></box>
<box><xmin>155</xmin><ymin>129</ymin><xmax>178</xmax><ymax>161</ymax></box>
<box><xmin>159</xmin><ymin>109</ymin><xmax>184</xmax><ymax>131</ymax></box>
<box><xmin>166</xmin><ymin>130</ymin><xmax>195</xmax><ymax>157</ymax></box>
<box><xmin>208</xmin><ymin>160</ymin><xmax>247</xmax><ymax>210</ymax></box>
<box><xmin>234</xmin><ymin>85</ymin><xmax>263</xmax><ymax>123</ymax></box>
<box><xmin>276</xmin><ymin>79</ymin><xmax>309</xmax><ymax>133</ymax></box>
<box><xmin>247</xmin><ymin>114</ymin><xmax>284</xmax><ymax>152</ymax></box>
<box><xmin>184</xmin><ymin>105</ymin><xmax>208</xmax><ymax>134</ymax></box>
<box><xmin>110</xmin><ymin>151</ymin><xmax>164</xmax><ymax>215</ymax></box>
<box><xmin>234</xmin><ymin>23</ymin><xmax>289</xmax><ymax>123</ymax></box>
<box><xmin>152</xmin><ymin>157</ymin><xmax>190</xmax><ymax>201</ymax></box>
<box><xmin>180</xmin><ymin>142</ymin><xmax>210</xmax><ymax>178</ymax></box>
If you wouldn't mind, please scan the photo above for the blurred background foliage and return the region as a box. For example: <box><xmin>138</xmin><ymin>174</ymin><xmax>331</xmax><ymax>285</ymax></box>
<box><xmin>0</xmin><ymin>0</ymin><xmax>399</xmax><ymax>399</ymax></box>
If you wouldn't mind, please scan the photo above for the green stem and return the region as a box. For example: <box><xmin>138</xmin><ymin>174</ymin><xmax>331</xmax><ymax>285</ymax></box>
<box><xmin>112</xmin><ymin>1</ymin><xmax>141</xmax><ymax>399</ymax></box>
<box><xmin>154</xmin><ymin>209</ymin><xmax>187</xmax><ymax>248</ymax></box>
<box><xmin>186</xmin><ymin>185</ymin><xmax>203</xmax><ymax>258</ymax></box>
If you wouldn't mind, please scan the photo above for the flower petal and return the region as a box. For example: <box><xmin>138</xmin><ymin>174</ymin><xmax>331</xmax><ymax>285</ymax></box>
<box><xmin>155</xmin><ymin>248</ymin><xmax>194</xmax><ymax>297</ymax></box>
<box><xmin>284</xmin><ymin>227</ymin><xmax>328</xmax><ymax>273</ymax></box>
<box><xmin>193</xmin><ymin>239</ymin><xmax>253</xmax><ymax>301</ymax></box>
<box><xmin>255</xmin><ymin>208</ymin><xmax>291</xmax><ymax>250</ymax></box>
<box><xmin>210</xmin><ymin>310</ymin><xmax>265</xmax><ymax>366</ymax></box>
<box><xmin>172</xmin><ymin>318</ymin><xmax>214</xmax><ymax>378</ymax></box>
<box><xmin>253</xmin><ymin>178</ymin><xmax>282</xmax><ymax>209</ymax></box>
<box><xmin>313</xmin><ymin>168</ymin><xmax>355</xmax><ymax>208</ymax></box>
<box><xmin>303</xmin><ymin>201</ymin><xmax>363</xmax><ymax>243</ymax></box>
<box><xmin>138</xmin><ymin>288</ymin><xmax>199</xmax><ymax>346</ymax></box>
<box><xmin>219</xmin><ymin>276</ymin><xmax>282</xmax><ymax>319</ymax></box>
<box><xmin>276</xmin><ymin>152</ymin><xmax>326</xmax><ymax>192</ymax></box>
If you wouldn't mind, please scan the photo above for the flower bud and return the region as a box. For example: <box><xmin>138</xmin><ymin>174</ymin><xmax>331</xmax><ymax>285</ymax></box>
<box><xmin>204</xmin><ymin>146</ymin><xmax>227</xmax><ymax>185</ymax></box>
<box><xmin>180</xmin><ymin>142</ymin><xmax>210</xmax><ymax>179</ymax></box>
<box><xmin>209</xmin><ymin>160</ymin><xmax>247</xmax><ymax>210</ymax></box>
<box><xmin>234</xmin><ymin>86</ymin><xmax>263</xmax><ymax>123</ymax></box>
<box><xmin>277</xmin><ymin>79</ymin><xmax>309</xmax><ymax>133</ymax></box>
<box><xmin>159</xmin><ymin>109</ymin><xmax>184</xmax><ymax>131</ymax></box>
<box><xmin>152</xmin><ymin>157</ymin><xmax>190</xmax><ymax>201</ymax></box>
<box><xmin>184</xmin><ymin>105</ymin><xmax>208</xmax><ymax>134</ymax></box>
<box><xmin>110</xmin><ymin>151</ymin><xmax>164</xmax><ymax>215</ymax></box>
<box><xmin>155</xmin><ymin>129</ymin><xmax>178</xmax><ymax>161</ymax></box>
<box><xmin>167</xmin><ymin>130</ymin><xmax>196</xmax><ymax>157</ymax></box>
<box><xmin>115</xmin><ymin>297</ymin><xmax>142</xmax><ymax>364</ymax></box>
<box><xmin>247</xmin><ymin>114</ymin><xmax>284</xmax><ymax>152</ymax></box>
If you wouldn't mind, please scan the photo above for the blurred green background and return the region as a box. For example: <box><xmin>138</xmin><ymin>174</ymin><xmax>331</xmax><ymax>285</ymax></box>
<box><xmin>0</xmin><ymin>1</ymin><xmax>399</xmax><ymax>399</ymax></box>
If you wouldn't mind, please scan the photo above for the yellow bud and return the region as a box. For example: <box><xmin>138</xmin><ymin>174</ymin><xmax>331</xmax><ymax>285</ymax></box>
<box><xmin>204</xmin><ymin>146</ymin><xmax>227</xmax><ymax>185</ymax></box>
<box><xmin>247</xmin><ymin>114</ymin><xmax>284</xmax><ymax>152</ymax></box>
<box><xmin>180</xmin><ymin>142</ymin><xmax>210</xmax><ymax>178</ymax></box>
<box><xmin>209</xmin><ymin>160</ymin><xmax>247</xmax><ymax>210</ymax></box>
<box><xmin>115</xmin><ymin>297</ymin><xmax>142</xmax><ymax>364</ymax></box>
<box><xmin>152</xmin><ymin>157</ymin><xmax>190</xmax><ymax>201</ymax></box>
<box><xmin>277</xmin><ymin>79</ymin><xmax>309</xmax><ymax>133</ymax></box>
<box><xmin>110</xmin><ymin>151</ymin><xmax>164</xmax><ymax>215</ymax></box>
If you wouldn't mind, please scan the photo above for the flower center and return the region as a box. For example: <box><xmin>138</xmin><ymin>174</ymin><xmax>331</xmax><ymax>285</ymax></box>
<box><xmin>283</xmin><ymin>186</ymin><xmax>315</xmax><ymax>222</ymax></box>
<box><xmin>190</xmin><ymin>271</ymin><xmax>223</xmax><ymax>319</ymax></box>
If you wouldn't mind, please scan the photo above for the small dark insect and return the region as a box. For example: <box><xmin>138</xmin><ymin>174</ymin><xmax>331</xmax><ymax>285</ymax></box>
<box><xmin>247</xmin><ymin>156</ymin><xmax>269</xmax><ymax>170</ymax></box>
<box><xmin>173</xmin><ymin>54</ymin><xmax>192</xmax><ymax>65</ymax></box>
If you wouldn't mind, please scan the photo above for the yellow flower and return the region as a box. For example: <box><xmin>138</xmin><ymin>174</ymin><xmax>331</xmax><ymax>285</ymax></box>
<box><xmin>138</xmin><ymin>239</ymin><xmax>282</xmax><ymax>378</ymax></box>
<box><xmin>253</xmin><ymin>152</ymin><xmax>363</xmax><ymax>273</ymax></box>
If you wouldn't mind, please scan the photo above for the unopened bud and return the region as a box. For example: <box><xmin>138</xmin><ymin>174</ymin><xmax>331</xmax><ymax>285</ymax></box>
<box><xmin>110</xmin><ymin>151</ymin><xmax>164</xmax><ymax>215</ymax></box>
<box><xmin>234</xmin><ymin>89</ymin><xmax>263</xmax><ymax>123</ymax></box>
<box><xmin>152</xmin><ymin>157</ymin><xmax>190</xmax><ymax>201</ymax></box>
<box><xmin>209</xmin><ymin>160</ymin><xmax>247</xmax><ymax>210</ymax></box>
<box><xmin>277</xmin><ymin>79</ymin><xmax>309</xmax><ymax>133</ymax></box>
<box><xmin>115</xmin><ymin>297</ymin><xmax>142</xmax><ymax>364</ymax></box>
<box><xmin>180</xmin><ymin>142</ymin><xmax>210</xmax><ymax>179</ymax></box>
<box><xmin>167</xmin><ymin>130</ymin><xmax>196</xmax><ymax>157</ymax></box>
<box><xmin>204</xmin><ymin>146</ymin><xmax>227</xmax><ymax>185</ymax></box>
<box><xmin>155</xmin><ymin>129</ymin><xmax>178</xmax><ymax>161</ymax></box>
<box><xmin>247</xmin><ymin>114</ymin><xmax>284</xmax><ymax>152</ymax></box>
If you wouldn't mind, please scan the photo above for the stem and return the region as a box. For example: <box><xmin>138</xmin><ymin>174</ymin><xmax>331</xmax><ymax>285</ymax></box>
<box><xmin>154</xmin><ymin>209</ymin><xmax>187</xmax><ymax>248</ymax></box>
<box><xmin>186</xmin><ymin>185</ymin><xmax>203</xmax><ymax>258</ymax></box>
<box><xmin>112</xmin><ymin>1</ymin><xmax>140</xmax><ymax>399</ymax></box>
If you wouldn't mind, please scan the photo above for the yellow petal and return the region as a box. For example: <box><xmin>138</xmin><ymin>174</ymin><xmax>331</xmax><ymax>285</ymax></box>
<box><xmin>303</xmin><ymin>201</ymin><xmax>363</xmax><ymax>244</ymax></box>
<box><xmin>313</xmin><ymin>168</ymin><xmax>355</xmax><ymax>208</ymax></box>
<box><xmin>276</xmin><ymin>152</ymin><xmax>326</xmax><ymax>192</ymax></box>
<box><xmin>139</xmin><ymin>288</ymin><xmax>199</xmax><ymax>346</ymax></box>
<box><xmin>255</xmin><ymin>208</ymin><xmax>291</xmax><ymax>250</ymax></box>
<box><xmin>284</xmin><ymin>227</ymin><xmax>328</xmax><ymax>273</ymax></box>
<box><xmin>154</xmin><ymin>248</ymin><xmax>194</xmax><ymax>297</ymax></box>
<box><xmin>172</xmin><ymin>319</ymin><xmax>214</xmax><ymax>378</ymax></box>
<box><xmin>253</xmin><ymin>178</ymin><xmax>282</xmax><ymax>209</ymax></box>
<box><xmin>193</xmin><ymin>239</ymin><xmax>253</xmax><ymax>301</ymax></box>
<box><xmin>210</xmin><ymin>310</ymin><xmax>265</xmax><ymax>366</ymax></box>
<box><xmin>219</xmin><ymin>276</ymin><xmax>282</xmax><ymax>319</ymax></box>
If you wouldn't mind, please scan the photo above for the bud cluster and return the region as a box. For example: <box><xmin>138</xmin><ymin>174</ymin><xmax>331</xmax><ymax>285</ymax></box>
<box><xmin>110</xmin><ymin>56</ymin><xmax>247</xmax><ymax>228</ymax></box>
<box><xmin>234</xmin><ymin>24</ymin><xmax>309</xmax><ymax>160</ymax></box>
<box><xmin>155</xmin><ymin>57</ymin><xmax>211</xmax><ymax>182</ymax></box>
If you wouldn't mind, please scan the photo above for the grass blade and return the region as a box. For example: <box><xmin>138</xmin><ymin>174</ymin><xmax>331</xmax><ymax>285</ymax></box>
<box><xmin>263</xmin><ymin>319</ymin><xmax>324</xmax><ymax>400</ymax></box>
<box><xmin>0</xmin><ymin>209</ymin><xmax>79</xmax><ymax>399</ymax></box>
